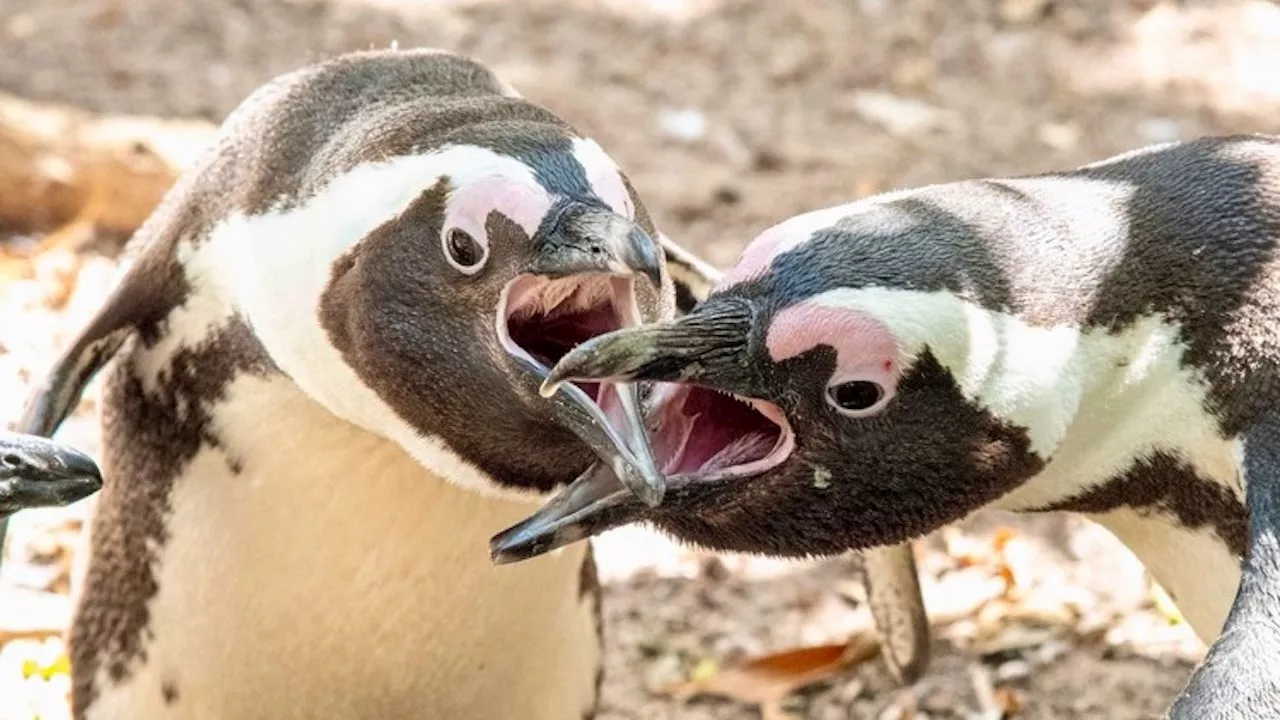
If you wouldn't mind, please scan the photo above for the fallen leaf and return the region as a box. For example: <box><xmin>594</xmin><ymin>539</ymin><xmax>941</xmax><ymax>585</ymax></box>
<box><xmin>663</xmin><ymin>633</ymin><xmax>881</xmax><ymax>711</ymax></box>
<box><xmin>995</xmin><ymin>686</ymin><xmax>1024</xmax><ymax>716</ymax></box>
<box><xmin>846</xmin><ymin>91</ymin><xmax>958</xmax><ymax>137</ymax></box>
<box><xmin>689</xmin><ymin>657</ymin><xmax>719</xmax><ymax>683</ymax></box>
<box><xmin>970</xmin><ymin>663</ymin><xmax>1003</xmax><ymax>719</ymax></box>
<box><xmin>991</xmin><ymin>527</ymin><xmax>1019</xmax><ymax>553</ymax></box>
<box><xmin>997</xmin><ymin>563</ymin><xmax>1018</xmax><ymax>598</ymax></box>
<box><xmin>999</xmin><ymin>0</ymin><xmax>1051</xmax><ymax>25</ymax></box>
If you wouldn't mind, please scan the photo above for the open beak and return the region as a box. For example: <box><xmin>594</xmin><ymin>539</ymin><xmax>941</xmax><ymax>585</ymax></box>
<box><xmin>539</xmin><ymin>298</ymin><xmax>757</xmax><ymax>393</ymax></box>
<box><xmin>0</xmin><ymin>432</ymin><xmax>103</xmax><ymax>517</ymax></box>
<box><xmin>492</xmin><ymin>300</ymin><xmax>781</xmax><ymax>564</ymax></box>
<box><xmin>491</xmin><ymin>460</ymin><xmax>642</xmax><ymax>563</ymax></box>
<box><xmin>498</xmin><ymin>202</ymin><xmax>668</xmax><ymax>507</ymax></box>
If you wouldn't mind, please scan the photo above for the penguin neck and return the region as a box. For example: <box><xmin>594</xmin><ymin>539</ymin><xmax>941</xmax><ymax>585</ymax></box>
<box><xmin>967</xmin><ymin>311</ymin><xmax>1247</xmax><ymax>643</ymax></box>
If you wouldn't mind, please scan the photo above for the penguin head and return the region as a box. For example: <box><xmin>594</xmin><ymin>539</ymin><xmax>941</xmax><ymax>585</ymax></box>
<box><xmin>224</xmin><ymin>131</ymin><xmax>675</xmax><ymax>503</ymax></box>
<box><xmin>492</xmin><ymin>195</ymin><xmax>1049</xmax><ymax>561</ymax></box>
<box><xmin>0</xmin><ymin>432</ymin><xmax>102</xmax><ymax>515</ymax></box>
<box><xmin>308</xmin><ymin>142</ymin><xmax>674</xmax><ymax>502</ymax></box>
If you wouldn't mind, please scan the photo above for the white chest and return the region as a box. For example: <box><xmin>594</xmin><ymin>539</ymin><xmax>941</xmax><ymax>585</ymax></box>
<box><xmin>81</xmin><ymin>373</ymin><xmax>601</xmax><ymax>720</ymax></box>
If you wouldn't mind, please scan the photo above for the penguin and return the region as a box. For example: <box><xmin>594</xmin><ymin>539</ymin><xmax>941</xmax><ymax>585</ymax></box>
<box><xmin>642</xmin><ymin>237</ymin><xmax>932</xmax><ymax>686</ymax></box>
<box><xmin>493</xmin><ymin>135</ymin><xmax>1280</xmax><ymax>717</ymax></box>
<box><xmin>0</xmin><ymin>431</ymin><xmax>101</xmax><ymax>518</ymax></box>
<box><xmin>17</xmin><ymin>47</ymin><xmax>687</xmax><ymax>720</ymax></box>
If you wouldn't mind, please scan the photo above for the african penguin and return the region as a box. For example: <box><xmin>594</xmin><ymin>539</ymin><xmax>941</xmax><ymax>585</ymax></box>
<box><xmin>18</xmin><ymin>47</ymin><xmax>688</xmax><ymax>720</ymax></box>
<box><xmin>495</xmin><ymin>135</ymin><xmax>1280</xmax><ymax>717</ymax></box>
<box><xmin>632</xmin><ymin>237</ymin><xmax>932</xmax><ymax>686</ymax></box>
<box><xmin>0</xmin><ymin>431</ymin><xmax>101</xmax><ymax>518</ymax></box>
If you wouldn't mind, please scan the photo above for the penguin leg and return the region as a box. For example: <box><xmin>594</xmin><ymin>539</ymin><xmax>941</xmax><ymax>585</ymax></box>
<box><xmin>1166</xmin><ymin>417</ymin><xmax>1280</xmax><ymax>719</ymax></box>
<box><xmin>862</xmin><ymin>542</ymin><xmax>931</xmax><ymax>684</ymax></box>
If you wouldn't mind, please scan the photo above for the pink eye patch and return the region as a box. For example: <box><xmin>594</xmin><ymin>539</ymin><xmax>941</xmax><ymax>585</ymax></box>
<box><xmin>445</xmin><ymin>177</ymin><xmax>553</xmax><ymax>241</ymax></box>
<box><xmin>766</xmin><ymin>300</ymin><xmax>901</xmax><ymax>393</ymax></box>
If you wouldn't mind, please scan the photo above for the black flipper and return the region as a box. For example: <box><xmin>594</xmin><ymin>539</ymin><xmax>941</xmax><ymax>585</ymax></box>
<box><xmin>0</xmin><ymin>233</ymin><xmax>186</xmax><ymax>563</ymax></box>
<box><xmin>1167</xmin><ymin>418</ymin><xmax>1280</xmax><ymax>719</ymax></box>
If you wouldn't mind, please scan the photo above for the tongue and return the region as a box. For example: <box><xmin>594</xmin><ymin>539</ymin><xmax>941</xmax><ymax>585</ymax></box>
<box><xmin>700</xmin><ymin>431</ymin><xmax>777</xmax><ymax>473</ymax></box>
<box><xmin>595</xmin><ymin>383</ymin><xmax>627</xmax><ymax>433</ymax></box>
<box><xmin>656</xmin><ymin>388</ymin><xmax>780</xmax><ymax>476</ymax></box>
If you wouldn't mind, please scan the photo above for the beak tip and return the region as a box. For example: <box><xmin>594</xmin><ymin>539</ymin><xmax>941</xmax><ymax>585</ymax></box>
<box><xmin>488</xmin><ymin>545</ymin><xmax>522</xmax><ymax>565</ymax></box>
<box><xmin>488</xmin><ymin>531</ymin><xmax>532</xmax><ymax>565</ymax></box>
<box><xmin>488</xmin><ymin>519</ymin><xmax>581</xmax><ymax>565</ymax></box>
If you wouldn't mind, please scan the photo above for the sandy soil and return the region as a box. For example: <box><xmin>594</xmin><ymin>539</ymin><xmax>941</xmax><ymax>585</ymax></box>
<box><xmin>3</xmin><ymin>0</ymin><xmax>1280</xmax><ymax>717</ymax></box>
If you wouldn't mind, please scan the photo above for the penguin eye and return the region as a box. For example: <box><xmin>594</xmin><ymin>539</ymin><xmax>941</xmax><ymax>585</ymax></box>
<box><xmin>826</xmin><ymin>380</ymin><xmax>887</xmax><ymax>417</ymax></box>
<box><xmin>443</xmin><ymin>228</ymin><xmax>487</xmax><ymax>274</ymax></box>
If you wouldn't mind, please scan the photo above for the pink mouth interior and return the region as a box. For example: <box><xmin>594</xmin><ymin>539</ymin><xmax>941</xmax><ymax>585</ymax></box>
<box><xmin>501</xmin><ymin>275</ymin><xmax>793</xmax><ymax>479</ymax></box>
<box><xmin>502</xmin><ymin>276</ymin><xmax>633</xmax><ymax>419</ymax></box>
<box><xmin>648</xmin><ymin>383</ymin><xmax>792</xmax><ymax>478</ymax></box>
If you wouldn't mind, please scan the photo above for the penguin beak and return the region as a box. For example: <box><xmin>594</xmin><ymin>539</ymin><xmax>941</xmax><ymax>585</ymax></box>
<box><xmin>539</xmin><ymin>299</ymin><xmax>759</xmax><ymax>393</ymax></box>
<box><xmin>527</xmin><ymin>202</ymin><xmax>663</xmax><ymax>289</ymax></box>
<box><xmin>0</xmin><ymin>433</ymin><xmax>103</xmax><ymax>517</ymax></box>
<box><xmin>491</xmin><ymin>300</ymin><xmax>794</xmax><ymax>564</ymax></box>
<box><xmin>491</xmin><ymin>459</ymin><xmax>645</xmax><ymax>563</ymax></box>
<box><xmin>497</xmin><ymin>205</ymin><xmax>668</xmax><ymax>507</ymax></box>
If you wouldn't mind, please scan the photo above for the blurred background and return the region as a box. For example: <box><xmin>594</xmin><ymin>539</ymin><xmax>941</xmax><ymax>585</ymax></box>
<box><xmin>2</xmin><ymin>0</ymin><xmax>1279</xmax><ymax>717</ymax></box>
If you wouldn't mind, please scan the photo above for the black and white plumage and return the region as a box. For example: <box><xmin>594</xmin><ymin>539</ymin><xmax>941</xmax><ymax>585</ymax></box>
<box><xmin>642</xmin><ymin>236</ymin><xmax>932</xmax><ymax>686</ymax></box>
<box><xmin>0</xmin><ymin>431</ymin><xmax>100</xmax><ymax>518</ymax></box>
<box><xmin>495</xmin><ymin>135</ymin><xmax>1280</xmax><ymax>717</ymax></box>
<box><xmin>17</xmin><ymin>47</ymin><xmax>696</xmax><ymax>720</ymax></box>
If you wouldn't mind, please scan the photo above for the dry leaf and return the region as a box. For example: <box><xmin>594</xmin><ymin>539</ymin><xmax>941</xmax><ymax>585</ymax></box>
<box><xmin>663</xmin><ymin>633</ymin><xmax>881</xmax><ymax>712</ymax></box>
<box><xmin>991</xmin><ymin>527</ymin><xmax>1019</xmax><ymax>553</ymax></box>
<box><xmin>996</xmin><ymin>564</ymin><xmax>1018</xmax><ymax>598</ymax></box>
<box><xmin>995</xmin><ymin>687</ymin><xmax>1024</xmax><ymax>716</ymax></box>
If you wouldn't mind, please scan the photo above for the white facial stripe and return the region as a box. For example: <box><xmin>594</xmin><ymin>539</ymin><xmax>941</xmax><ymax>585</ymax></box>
<box><xmin>806</xmin><ymin>287</ymin><xmax>1238</xmax><ymax>509</ymax></box>
<box><xmin>189</xmin><ymin>145</ymin><xmax>557</xmax><ymax>501</ymax></box>
<box><xmin>570</xmin><ymin>137</ymin><xmax>633</xmax><ymax>219</ymax></box>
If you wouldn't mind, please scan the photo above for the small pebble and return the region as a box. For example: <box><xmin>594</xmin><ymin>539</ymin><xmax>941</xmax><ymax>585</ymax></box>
<box><xmin>657</xmin><ymin>108</ymin><xmax>707</xmax><ymax>143</ymax></box>
<box><xmin>995</xmin><ymin>659</ymin><xmax>1031</xmax><ymax>683</ymax></box>
<box><xmin>1137</xmin><ymin>118</ymin><xmax>1181</xmax><ymax>144</ymax></box>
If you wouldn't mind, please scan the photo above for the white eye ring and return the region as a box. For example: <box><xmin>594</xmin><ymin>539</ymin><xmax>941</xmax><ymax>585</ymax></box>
<box><xmin>442</xmin><ymin>227</ymin><xmax>488</xmax><ymax>275</ymax></box>
<box><xmin>825</xmin><ymin>378</ymin><xmax>891</xmax><ymax>418</ymax></box>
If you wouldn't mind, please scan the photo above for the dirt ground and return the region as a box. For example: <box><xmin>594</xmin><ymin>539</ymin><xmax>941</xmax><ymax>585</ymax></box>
<box><xmin>3</xmin><ymin>0</ymin><xmax>1280</xmax><ymax>717</ymax></box>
